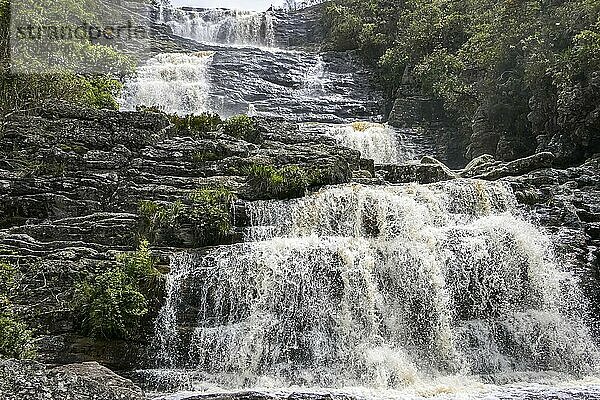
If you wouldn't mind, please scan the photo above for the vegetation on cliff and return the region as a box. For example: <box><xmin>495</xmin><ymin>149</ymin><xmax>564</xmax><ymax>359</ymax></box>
<box><xmin>74</xmin><ymin>241</ymin><xmax>160</xmax><ymax>340</ymax></box>
<box><xmin>138</xmin><ymin>108</ymin><xmax>263</xmax><ymax>144</ymax></box>
<box><xmin>323</xmin><ymin>0</ymin><xmax>600</xmax><ymax>163</ymax></box>
<box><xmin>0</xmin><ymin>0</ymin><xmax>136</xmax><ymax>113</ymax></box>
<box><xmin>245</xmin><ymin>164</ymin><xmax>312</xmax><ymax>199</ymax></box>
<box><xmin>0</xmin><ymin>261</ymin><xmax>35</xmax><ymax>359</ymax></box>
<box><xmin>138</xmin><ymin>187</ymin><xmax>236</xmax><ymax>247</ymax></box>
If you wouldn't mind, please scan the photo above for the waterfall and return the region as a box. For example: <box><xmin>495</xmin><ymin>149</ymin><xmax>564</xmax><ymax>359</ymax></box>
<box><xmin>167</xmin><ymin>8</ymin><xmax>276</xmax><ymax>47</ymax></box>
<box><xmin>119</xmin><ymin>52</ymin><xmax>214</xmax><ymax>115</ymax></box>
<box><xmin>299</xmin><ymin>55</ymin><xmax>327</xmax><ymax>97</ymax></box>
<box><xmin>329</xmin><ymin>122</ymin><xmax>408</xmax><ymax>165</ymax></box>
<box><xmin>154</xmin><ymin>180</ymin><xmax>599</xmax><ymax>390</ymax></box>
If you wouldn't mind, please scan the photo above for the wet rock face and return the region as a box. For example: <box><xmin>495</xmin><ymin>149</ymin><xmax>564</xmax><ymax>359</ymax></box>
<box><xmin>0</xmin><ymin>103</ymin><xmax>365</xmax><ymax>368</ymax></box>
<box><xmin>505</xmin><ymin>156</ymin><xmax>600</xmax><ymax>334</ymax></box>
<box><xmin>0</xmin><ymin>359</ymin><xmax>144</xmax><ymax>400</ymax></box>
<box><xmin>273</xmin><ymin>4</ymin><xmax>325</xmax><ymax>48</ymax></box>
<box><xmin>387</xmin><ymin>96</ymin><xmax>468</xmax><ymax>168</ymax></box>
<box><xmin>199</xmin><ymin>47</ymin><xmax>383</xmax><ymax>123</ymax></box>
<box><xmin>532</xmin><ymin>72</ymin><xmax>600</xmax><ymax>167</ymax></box>
<box><xmin>376</xmin><ymin>156</ymin><xmax>457</xmax><ymax>184</ymax></box>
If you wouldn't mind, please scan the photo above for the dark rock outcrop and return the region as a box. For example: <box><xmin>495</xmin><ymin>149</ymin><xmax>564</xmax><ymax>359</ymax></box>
<box><xmin>387</xmin><ymin>95</ymin><xmax>468</xmax><ymax>168</ymax></box>
<box><xmin>532</xmin><ymin>72</ymin><xmax>600</xmax><ymax>167</ymax></box>
<box><xmin>376</xmin><ymin>156</ymin><xmax>457</xmax><ymax>184</ymax></box>
<box><xmin>0</xmin><ymin>359</ymin><xmax>144</xmax><ymax>400</ymax></box>
<box><xmin>273</xmin><ymin>4</ymin><xmax>325</xmax><ymax>48</ymax></box>
<box><xmin>461</xmin><ymin>152</ymin><xmax>555</xmax><ymax>180</ymax></box>
<box><xmin>504</xmin><ymin>155</ymin><xmax>600</xmax><ymax>333</ymax></box>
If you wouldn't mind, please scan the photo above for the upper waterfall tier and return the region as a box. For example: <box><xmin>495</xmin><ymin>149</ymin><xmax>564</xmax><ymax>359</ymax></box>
<box><xmin>155</xmin><ymin>180</ymin><xmax>599</xmax><ymax>390</ymax></box>
<box><xmin>119</xmin><ymin>52</ymin><xmax>213</xmax><ymax>115</ymax></box>
<box><xmin>167</xmin><ymin>8</ymin><xmax>276</xmax><ymax>47</ymax></box>
<box><xmin>121</xmin><ymin>49</ymin><xmax>383</xmax><ymax>123</ymax></box>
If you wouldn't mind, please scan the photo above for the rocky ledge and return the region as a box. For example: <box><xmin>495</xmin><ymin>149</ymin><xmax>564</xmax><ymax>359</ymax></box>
<box><xmin>0</xmin><ymin>103</ymin><xmax>370</xmax><ymax>369</ymax></box>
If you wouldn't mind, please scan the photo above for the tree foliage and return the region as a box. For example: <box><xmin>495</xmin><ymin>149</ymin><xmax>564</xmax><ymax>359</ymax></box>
<box><xmin>0</xmin><ymin>0</ymin><xmax>137</xmax><ymax>114</ymax></box>
<box><xmin>323</xmin><ymin>0</ymin><xmax>600</xmax><ymax>162</ymax></box>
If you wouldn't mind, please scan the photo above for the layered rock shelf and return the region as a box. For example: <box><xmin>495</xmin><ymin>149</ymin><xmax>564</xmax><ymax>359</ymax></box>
<box><xmin>0</xmin><ymin>103</ymin><xmax>367</xmax><ymax>369</ymax></box>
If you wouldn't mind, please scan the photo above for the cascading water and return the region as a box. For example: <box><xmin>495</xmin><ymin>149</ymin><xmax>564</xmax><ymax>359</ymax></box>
<box><xmin>124</xmin><ymin>5</ymin><xmax>600</xmax><ymax>398</ymax></box>
<box><xmin>167</xmin><ymin>8</ymin><xmax>275</xmax><ymax>47</ymax></box>
<box><xmin>121</xmin><ymin>2</ymin><xmax>382</xmax><ymax>121</ymax></box>
<box><xmin>154</xmin><ymin>181</ymin><xmax>599</xmax><ymax>394</ymax></box>
<box><xmin>329</xmin><ymin>122</ymin><xmax>409</xmax><ymax>165</ymax></box>
<box><xmin>122</xmin><ymin>47</ymin><xmax>381</xmax><ymax>121</ymax></box>
<box><xmin>119</xmin><ymin>52</ymin><xmax>214</xmax><ymax>115</ymax></box>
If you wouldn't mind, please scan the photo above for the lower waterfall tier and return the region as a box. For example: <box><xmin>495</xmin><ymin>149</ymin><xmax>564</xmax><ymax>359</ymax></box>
<box><xmin>153</xmin><ymin>181</ymin><xmax>599</xmax><ymax>390</ymax></box>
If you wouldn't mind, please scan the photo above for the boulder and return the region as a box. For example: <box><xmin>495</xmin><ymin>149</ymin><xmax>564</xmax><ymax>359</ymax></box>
<box><xmin>377</xmin><ymin>157</ymin><xmax>457</xmax><ymax>184</ymax></box>
<box><xmin>0</xmin><ymin>359</ymin><xmax>144</xmax><ymax>400</ymax></box>
<box><xmin>460</xmin><ymin>152</ymin><xmax>555</xmax><ymax>180</ymax></box>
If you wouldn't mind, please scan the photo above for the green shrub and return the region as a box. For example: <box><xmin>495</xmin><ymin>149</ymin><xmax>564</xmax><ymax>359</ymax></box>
<box><xmin>75</xmin><ymin>269</ymin><xmax>147</xmax><ymax>340</ymax></box>
<box><xmin>0</xmin><ymin>314</ymin><xmax>35</xmax><ymax>359</ymax></box>
<box><xmin>138</xmin><ymin>191</ymin><xmax>235</xmax><ymax>247</ymax></box>
<box><xmin>245</xmin><ymin>164</ymin><xmax>311</xmax><ymax>199</ymax></box>
<box><xmin>74</xmin><ymin>240</ymin><xmax>160</xmax><ymax>340</ymax></box>
<box><xmin>0</xmin><ymin>261</ymin><xmax>35</xmax><ymax>359</ymax></box>
<box><xmin>0</xmin><ymin>261</ymin><xmax>15</xmax><ymax>296</ymax></box>
<box><xmin>189</xmin><ymin>187</ymin><xmax>235</xmax><ymax>206</ymax></box>
<box><xmin>193</xmin><ymin>151</ymin><xmax>220</xmax><ymax>163</ymax></box>
<box><xmin>170</xmin><ymin>113</ymin><xmax>222</xmax><ymax>134</ymax></box>
<box><xmin>82</xmin><ymin>76</ymin><xmax>124</xmax><ymax>110</ymax></box>
<box><xmin>189</xmin><ymin>187</ymin><xmax>235</xmax><ymax>244</ymax></box>
<box><xmin>0</xmin><ymin>73</ymin><xmax>126</xmax><ymax>114</ymax></box>
<box><xmin>222</xmin><ymin>115</ymin><xmax>261</xmax><ymax>143</ymax></box>
<box><xmin>138</xmin><ymin>200</ymin><xmax>182</xmax><ymax>243</ymax></box>
<box><xmin>116</xmin><ymin>240</ymin><xmax>161</xmax><ymax>285</ymax></box>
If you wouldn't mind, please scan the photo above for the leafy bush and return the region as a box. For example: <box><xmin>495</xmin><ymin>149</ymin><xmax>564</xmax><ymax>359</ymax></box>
<box><xmin>222</xmin><ymin>115</ymin><xmax>261</xmax><ymax>143</ymax></box>
<box><xmin>74</xmin><ymin>240</ymin><xmax>160</xmax><ymax>340</ymax></box>
<box><xmin>170</xmin><ymin>113</ymin><xmax>222</xmax><ymax>134</ymax></box>
<box><xmin>138</xmin><ymin>189</ymin><xmax>235</xmax><ymax>247</ymax></box>
<box><xmin>0</xmin><ymin>261</ymin><xmax>15</xmax><ymax>296</ymax></box>
<box><xmin>0</xmin><ymin>261</ymin><xmax>35</xmax><ymax>359</ymax></box>
<box><xmin>138</xmin><ymin>200</ymin><xmax>183</xmax><ymax>243</ymax></box>
<box><xmin>245</xmin><ymin>164</ymin><xmax>311</xmax><ymax>199</ymax></box>
<box><xmin>116</xmin><ymin>240</ymin><xmax>161</xmax><ymax>285</ymax></box>
<box><xmin>189</xmin><ymin>187</ymin><xmax>235</xmax><ymax>245</ymax></box>
<box><xmin>0</xmin><ymin>315</ymin><xmax>35</xmax><ymax>359</ymax></box>
<box><xmin>82</xmin><ymin>77</ymin><xmax>124</xmax><ymax>110</ymax></box>
<box><xmin>193</xmin><ymin>151</ymin><xmax>220</xmax><ymax>163</ymax></box>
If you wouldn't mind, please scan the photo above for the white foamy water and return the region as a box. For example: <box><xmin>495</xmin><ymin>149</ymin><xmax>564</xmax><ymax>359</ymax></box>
<box><xmin>299</xmin><ymin>55</ymin><xmax>327</xmax><ymax>98</ymax></box>
<box><xmin>119</xmin><ymin>52</ymin><xmax>213</xmax><ymax>115</ymax></box>
<box><xmin>153</xmin><ymin>181</ymin><xmax>599</xmax><ymax>394</ymax></box>
<box><xmin>167</xmin><ymin>8</ymin><xmax>275</xmax><ymax>47</ymax></box>
<box><xmin>149</xmin><ymin>379</ymin><xmax>600</xmax><ymax>400</ymax></box>
<box><xmin>328</xmin><ymin>123</ymin><xmax>410</xmax><ymax>165</ymax></box>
